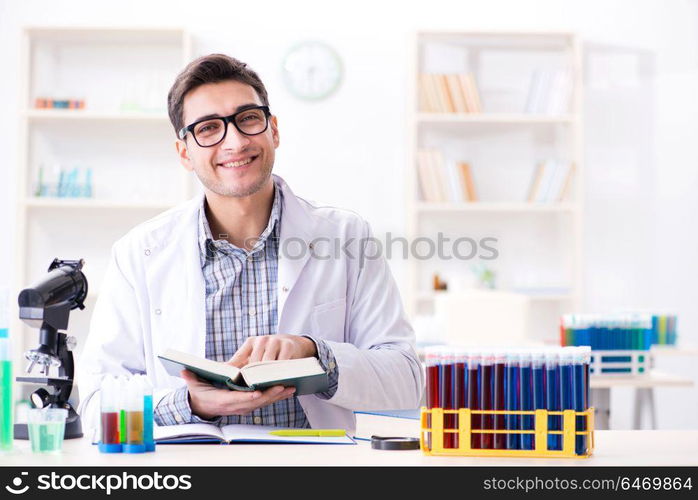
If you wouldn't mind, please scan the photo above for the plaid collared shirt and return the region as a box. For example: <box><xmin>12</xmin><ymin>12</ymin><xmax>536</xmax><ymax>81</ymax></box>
<box><xmin>154</xmin><ymin>181</ymin><xmax>338</xmax><ymax>427</ymax></box>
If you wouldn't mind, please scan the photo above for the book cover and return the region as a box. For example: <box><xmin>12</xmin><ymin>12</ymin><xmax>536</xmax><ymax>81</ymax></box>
<box><xmin>158</xmin><ymin>349</ymin><xmax>329</xmax><ymax>395</ymax></box>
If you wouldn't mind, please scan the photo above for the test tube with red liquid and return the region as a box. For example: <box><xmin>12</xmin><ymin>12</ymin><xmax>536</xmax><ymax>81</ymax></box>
<box><xmin>424</xmin><ymin>347</ymin><xmax>441</xmax><ymax>451</ymax></box>
<box><xmin>98</xmin><ymin>375</ymin><xmax>123</xmax><ymax>453</ymax></box>
<box><xmin>453</xmin><ymin>348</ymin><xmax>467</xmax><ymax>449</ymax></box>
<box><xmin>467</xmin><ymin>351</ymin><xmax>481</xmax><ymax>448</ymax></box>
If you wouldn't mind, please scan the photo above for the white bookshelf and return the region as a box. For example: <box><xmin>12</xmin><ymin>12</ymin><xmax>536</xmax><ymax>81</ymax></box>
<box><xmin>416</xmin><ymin>202</ymin><xmax>577</xmax><ymax>213</ymax></box>
<box><xmin>12</xmin><ymin>27</ymin><xmax>192</xmax><ymax>390</ymax></box>
<box><xmin>407</xmin><ymin>31</ymin><xmax>583</xmax><ymax>343</ymax></box>
<box><xmin>23</xmin><ymin>198</ymin><xmax>177</xmax><ymax>210</ymax></box>
<box><xmin>25</xmin><ymin>109</ymin><xmax>171</xmax><ymax>122</ymax></box>
<box><xmin>417</xmin><ymin>113</ymin><xmax>575</xmax><ymax>124</ymax></box>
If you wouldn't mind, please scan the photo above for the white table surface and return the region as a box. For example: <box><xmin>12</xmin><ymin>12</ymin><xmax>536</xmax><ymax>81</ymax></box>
<box><xmin>590</xmin><ymin>371</ymin><xmax>694</xmax><ymax>389</ymax></box>
<box><xmin>1</xmin><ymin>415</ymin><xmax>696</xmax><ymax>467</ymax></box>
<box><xmin>651</xmin><ymin>344</ymin><xmax>698</xmax><ymax>357</ymax></box>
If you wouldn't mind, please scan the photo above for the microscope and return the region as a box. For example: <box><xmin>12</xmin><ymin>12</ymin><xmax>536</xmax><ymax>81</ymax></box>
<box><xmin>14</xmin><ymin>258</ymin><xmax>88</xmax><ymax>440</ymax></box>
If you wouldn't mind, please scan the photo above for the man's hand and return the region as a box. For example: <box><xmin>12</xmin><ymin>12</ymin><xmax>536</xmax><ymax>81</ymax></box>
<box><xmin>181</xmin><ymin>369</ymin><xmax>296</xmax><ymax>420</ymax></box>
<box><xmin>228</xmin><ymin>334</ymin><xmax>317</xmax><ymax>367</ymax></box>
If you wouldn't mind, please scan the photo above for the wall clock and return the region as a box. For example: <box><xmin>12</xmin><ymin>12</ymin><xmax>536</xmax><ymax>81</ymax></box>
<box><xmin>282</xmin><ymin>41</ymin><xmax>343</xmax><ymax>100</ymax></box>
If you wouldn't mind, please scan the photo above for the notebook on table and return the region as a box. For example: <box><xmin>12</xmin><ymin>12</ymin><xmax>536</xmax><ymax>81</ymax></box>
<box><xmin>154</xmin><ymin>423</ymin><xmax>355</xmax><ymax>445</ymax></box>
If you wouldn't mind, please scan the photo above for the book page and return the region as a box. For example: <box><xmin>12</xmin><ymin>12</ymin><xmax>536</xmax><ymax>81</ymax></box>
<box><xmin>154</xmin><ymin>423</ymin><xmax>225</xmax><ymax>442</ymax></box>
<box><xmin>241</xmin><ymin>357</ymin><xmax>324</xmax><ymax>386</ymax></box>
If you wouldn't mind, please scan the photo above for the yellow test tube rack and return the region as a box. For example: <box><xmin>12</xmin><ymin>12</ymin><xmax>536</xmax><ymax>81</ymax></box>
<box><xmin>420</xmin><ymin>407</ymin><xmax>595</xmax><ymax>458</ymax></box>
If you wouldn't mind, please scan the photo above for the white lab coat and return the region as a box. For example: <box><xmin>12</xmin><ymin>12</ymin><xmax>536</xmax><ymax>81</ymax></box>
<box><xmin>77</xmin><ymin>175</ymin><xmax>423</xmax><ymax>435</ymax></box>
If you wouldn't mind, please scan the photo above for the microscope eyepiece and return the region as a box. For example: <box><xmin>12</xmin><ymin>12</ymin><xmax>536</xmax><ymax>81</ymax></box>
<box><xmin>18</xmin><ymin>259</ymin><xmax>88</xmax><ymax>312</ymax></box>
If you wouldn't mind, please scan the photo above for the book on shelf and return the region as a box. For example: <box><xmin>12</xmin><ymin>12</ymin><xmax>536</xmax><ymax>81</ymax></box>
<box><xmin>525</xmin><ymin>68</ymin><xmax>572</xmax><ymax>115</ymax></box>
<box><xmin>419</xmin><ymin>74</ymin><xmax>438</xmax><ymax>113</ymax></box>
<box><xmin>459</xmin><ymin>73</ymin><xmax>482</xmax><ymax>113</ymax></box>
<box><xmin>419</xmin><ymin>73</ymin><xmax>482</xmax><ymax>113</ymax></box>
<box><xmin>457</xmin><ymin>162</ymin><xmax>478</xmax><ymax>202</ymax></box>
<box><xmin>416</xmin><ymin>149</ymin><xmax>478</xmax><ymax>203</ymax></box>
<box><xmin>416</xmin><ymin>150</ymin><xmax>441</xmax><ymax>202</ymax></box>
<box><xmin>526</xmin><ymin>160</ymin><xmax>574</xmax><ymax>203</ymax></box>
<box><xmin>445</xmin><ymin>74</ymin><xmax>468</xmax><ymax>113</ymax></box>
<box><xmin>158</xmin><ymin>349</ymin><xmax>329</xmax><ymax>395</ymax></box>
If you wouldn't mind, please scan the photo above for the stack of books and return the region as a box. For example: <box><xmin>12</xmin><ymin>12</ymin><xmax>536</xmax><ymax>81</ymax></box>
<box><xmin>526</xmin><ymin>160</ymin><xmax>574</xmax><ymax>203</ymax></box>
<box><xmin>417</xmin><ymin>150</ymin><xmax>477</xmax><ymax>203</ymax></box>
<box><xmin>525</xmin><ymin>69</ymin><xmax>572</xmax><ymax>115</ymax></box>
<box><xmin>419</xmin><ymin>73</ymin><xmax>482</xmax><ymax>113</ymax></box>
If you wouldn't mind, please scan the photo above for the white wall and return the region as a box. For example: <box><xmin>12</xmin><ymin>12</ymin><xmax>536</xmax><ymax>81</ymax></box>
<box><xmin>1</xmin><ymin>0</ymin><xmax>697</xmax><ymax>429</ymax></box>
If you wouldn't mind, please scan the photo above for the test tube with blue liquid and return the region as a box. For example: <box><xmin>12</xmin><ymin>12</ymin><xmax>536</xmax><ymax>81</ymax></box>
<box><xmin>492</xmin><ymin>350</ymin><xmax>506</xmax><ymax>449</ymax></box>
<box><xmin>479</xmin><ymin>351</ymin><xmax>494</xmax><ymax>449</ymax></box>
<box><xmin>545</xmin><ymin>349</ymin><xmax>561</xmax><ymax>451</ymax></box>
<box><xmin>141</xmin><ymin>375</ymin><xmax>155</xmax><ymax>452</ymax></box>
<box><xmin>504</xmin><ymin>350</ymin><xmax>520</xmax><ymax>450</ymax></box>
<box><xmin>531</xmin><ymin>350</ymin><xmax>546</xmax><ymax>435</ymax></box>
<box><xmin>519</xmin><ymin>352</ymin><xmax>534</xmax><ymax>450</ymax></box>
<box><xmin>573</xmin><ymin>346</ymin><xmax>590</xmax><ymax>455</ymax></box>
<box><xmin>559</xmin><ymin>348</ymin><xmax>574</xmax><ymax>452</ymax></box>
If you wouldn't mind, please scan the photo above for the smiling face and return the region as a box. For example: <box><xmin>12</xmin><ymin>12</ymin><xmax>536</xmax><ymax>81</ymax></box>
<box><xmin>176</xmin><ymin>80</ymin><xmax>279</xmax><ymax>198</ymax></box>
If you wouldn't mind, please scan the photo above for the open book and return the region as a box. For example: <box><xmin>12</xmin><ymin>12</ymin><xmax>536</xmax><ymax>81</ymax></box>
<box><xmin>154</xmin><ymin>423</ymin><xmax>355</xmax><ymax>445</ymax></box>
<box><xmin>158</xmin><ymin>349</ymin><xmax>329</xmax><ymax>395</ymax></box>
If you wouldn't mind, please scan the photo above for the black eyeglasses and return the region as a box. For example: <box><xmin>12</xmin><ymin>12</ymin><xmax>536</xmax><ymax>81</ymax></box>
<box><xmin>178</xmin><ymin>105</ymin><xmax>271</xmax><ymax>147</ymax></box>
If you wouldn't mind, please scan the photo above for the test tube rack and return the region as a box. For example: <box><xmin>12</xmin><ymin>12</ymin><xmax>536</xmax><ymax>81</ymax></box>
<box><xmin>589</xmin><ymin>350</ymin><xmax>652</xmax><ymax>376</ymax></box>
<box><xmin>420</xmin><ymin>407</ymin><xmax>595</xmax><ymax>458</ymax></box>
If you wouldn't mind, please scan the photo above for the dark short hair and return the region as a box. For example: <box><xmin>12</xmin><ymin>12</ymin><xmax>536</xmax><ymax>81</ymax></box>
<box><xmin>167</xmin><ymin>54</ymin><xmax>270</xmax><ymax>136</ymax></box>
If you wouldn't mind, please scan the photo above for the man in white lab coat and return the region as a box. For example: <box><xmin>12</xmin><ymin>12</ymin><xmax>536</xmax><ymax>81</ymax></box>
<box><xmin>77</xmin><ymin>54</ymin><xmax>423</xmax><ymax>435</ymax></box>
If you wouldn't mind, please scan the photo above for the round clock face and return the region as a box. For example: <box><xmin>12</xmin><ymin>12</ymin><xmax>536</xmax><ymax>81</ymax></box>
<box><xmin>282</xmin><ymin>41</ymin><xmax>343</xmax><ymax>100</ymax></box>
